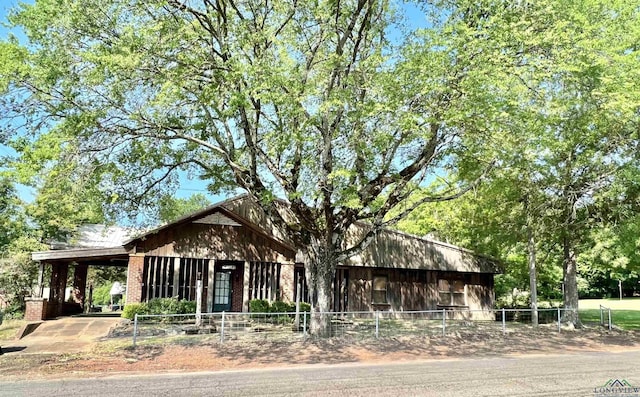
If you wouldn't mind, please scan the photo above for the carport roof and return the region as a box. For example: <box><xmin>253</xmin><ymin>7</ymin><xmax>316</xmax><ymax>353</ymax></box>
<box><xmin>32</xmin><ymin>246</ymin><xmax>129</xmax><ymax>262</ymax></box>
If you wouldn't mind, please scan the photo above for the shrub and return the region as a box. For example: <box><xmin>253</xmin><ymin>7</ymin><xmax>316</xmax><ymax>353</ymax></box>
<box><xmin>178</xmin><ymin>299</ymin><xmax>197</xmax><ymax>314</ymax></box>
<box><xmin>121</xmin><ymin>298</ymin><xmax>197</xmax><ymax>319</ymax></box>
<box><xmin>270</xmin><ymin>300</ymin><xmax>293</xmax><ymax>313</ymax></box>
<box><xmin>250</xmin><ymin>299</ymin><xmax>271</xmax><ymax>313</ymax></box>
<box><xmin>147</xmin><ymin>297</ymin><xmax>181</xmax><ymax>314</ymax></box>
<box><xmin>249</xmin><ymin>299</ymin><xmax>311</xmax><ymax>313</ymax></box>
<box><xmin>121</xmin><ymin>303</ymin><xmax>149</xmax><ymax>319</ymax></box>
<box><xmin>495</xmin><ymin>289</ymin><xmax>531</xmax><ymax>309</ymax></box>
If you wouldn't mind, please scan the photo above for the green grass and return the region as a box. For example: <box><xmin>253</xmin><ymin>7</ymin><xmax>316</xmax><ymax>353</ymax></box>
<box><xmin>0</xmin><ymin>319</ymin><xmax>25</xmax><ymax>341</ymax></box>
<box><xmin>579</xmin><ymin>309</ymin><xmax>639</xmax><ymax>330</ymax></box>
<box><xmin>578</xmin><ymin>298</ymin><xmax>640</xmax><ymax>330</ymax></box>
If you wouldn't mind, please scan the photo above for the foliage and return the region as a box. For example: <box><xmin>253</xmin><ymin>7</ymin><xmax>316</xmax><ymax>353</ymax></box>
<box><xmin>396</xmin><ymin>0</ymin><xmax>640</xmax><ymax>326</ymax></box>
<box><xmin>122</xmin><ymin>298</ymin><xmax>198</xmax><ymax>320</ymax></box>
<box><xmin>249</xmin><ymin>299</ymin><xmax>271</xmax><ymax>314</ymax></box>
<box><xmin>121</xmin><ymin>303</ymin><xmax>149</xmax><ymax>320</ymax></box>
<box><xmin>87</xmin><ymin>266</ymin><xmax>128</xmax><ymax>290</ymax></box>
<box><xmin>156</xmin><ymin>194</ymin><xmax>211</xmax><ymax>224</ymax></box>
<box><xmin>90</xmin><ymin>283</ymin><xmax>113</xmax><ymax>306</ymax></box>
<box><xmin>0</xmin><ymin>0</ymin><xmax>509</xmax><ymax>335</ymax></box>
<box><xmin>2</xmin><ymin>0</ymin><xmax>639</xmax><ymax>332</ymax></box>
<box><xmin>249</xmin><ymin>299</ymin><xmax>310</xmax><ymax>313</ymax></box>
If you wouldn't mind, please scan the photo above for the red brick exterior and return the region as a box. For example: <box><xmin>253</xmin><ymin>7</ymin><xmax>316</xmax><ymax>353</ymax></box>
<box><xmin>231</xmin><ymin>266</ymin><xmax>245</xmax><ymax>312</ymax></box>
<box><xmin>126</xmin><ymin>255</ymin><xmax>145</xmax><ymax>304</ymax></box>
<box><xmin>24</xmin><ymin>298</ymin><xmax>47</xmax><ymax>321</ymax></box>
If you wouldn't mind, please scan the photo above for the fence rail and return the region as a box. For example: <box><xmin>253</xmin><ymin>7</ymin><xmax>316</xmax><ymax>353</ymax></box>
<box><xmin>599</xmin><ymin>305</ymin><xmax>612</xmax><ymax>330</ymax></box>
<box><xmin>129</xmin><ymin>307</ymin><xmax>607</xmax><ymax>347</ymax></box>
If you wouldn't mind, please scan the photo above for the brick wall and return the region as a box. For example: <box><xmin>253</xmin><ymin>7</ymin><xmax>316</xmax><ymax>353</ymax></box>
<box><xmin>24</xmin><ymin>298</ymin><xmax>47</xmax><ymax>321</ymax></box>
<box><xmin>231</xmin><ymin>267</ymin><xmax>244</xmax><ymax>312</ymax></box>
<box><xmin>126</xmin><ymin>255</ymin><xmax>145</xmax><ymax>304</ymax></box>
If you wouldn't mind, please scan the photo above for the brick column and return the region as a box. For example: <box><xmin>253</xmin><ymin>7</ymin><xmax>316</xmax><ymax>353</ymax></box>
<box><xmin>72</xmin><ymin>264</ymin><xmax>88</xmax><ymax>310</ymax></box>
<box><xmin>24</xmin><ymin>298</ymin><xmax>48</xmax><ymax>321</ymax></box>
<box><xmin>49</xmin><ymin>262</ymin><xmax>69</xmax><ymax>317</ymax></box>
<box><xmin>126</xmin><ymin>255</ymin><xmax>145</xmax><ymax>304</ymax></box>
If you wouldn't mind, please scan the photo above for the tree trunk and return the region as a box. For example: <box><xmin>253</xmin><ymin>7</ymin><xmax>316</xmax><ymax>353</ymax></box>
<box><xmin>305</xmin><ymin>238</ymin><xmax>337</xmax><ymax>337</ymax></box>
<box><xmin>562</xmin><ymin>235</ymin><xmax>581</xmax><ymax>327</ymax></box>
<box><xmin>527</xmin><ymin>225</ymin><xmax>538</xmax><ymax>327</ymax></box>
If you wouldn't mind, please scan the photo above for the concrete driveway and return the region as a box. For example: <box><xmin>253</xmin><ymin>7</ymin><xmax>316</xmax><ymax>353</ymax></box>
<box><xmin>3</xmin><ymin>316</ymin><xmax>124</xmax><ymax>354</ymax></box>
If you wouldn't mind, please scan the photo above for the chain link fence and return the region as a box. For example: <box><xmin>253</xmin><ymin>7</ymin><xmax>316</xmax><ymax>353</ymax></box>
<box><xmin>126</xmin><ymin>307</ymin><xmax>609</xmax><ymax>347</ymax></box>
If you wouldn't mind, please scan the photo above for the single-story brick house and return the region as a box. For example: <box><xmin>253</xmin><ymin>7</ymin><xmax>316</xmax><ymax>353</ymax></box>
<box><xmin>27</xmin><ymin>195</ymin><xmax>500</xmax><ymax>321</ymax></box>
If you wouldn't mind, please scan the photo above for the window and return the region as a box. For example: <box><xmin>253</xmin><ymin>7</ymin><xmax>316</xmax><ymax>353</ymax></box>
<box><xmin>372</xmin><ymin>275</ymin><xmax>388</xmax><ymax>304</ymax></box>
<box><xmin>438</xmin><ymin>279</ymin><xmax>465</xmax><ymax>306</ymax></box>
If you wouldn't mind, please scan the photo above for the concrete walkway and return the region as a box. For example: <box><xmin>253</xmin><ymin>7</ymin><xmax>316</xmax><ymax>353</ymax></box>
<box><xmin>3</xmin><ymin>317</ymin><xmax>124</xmax><ymax>354</ymax></box>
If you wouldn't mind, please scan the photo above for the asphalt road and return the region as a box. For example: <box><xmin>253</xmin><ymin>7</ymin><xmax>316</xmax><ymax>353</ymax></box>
<box><xmin>2</xmin><ymin>350</ymin><xmax>639</xmax><ymax>396</ymax></box>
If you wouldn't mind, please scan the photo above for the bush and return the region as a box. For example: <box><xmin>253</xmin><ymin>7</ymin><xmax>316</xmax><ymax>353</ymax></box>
<box><xmin>121</xmin><ymin>298</ymin><xmax>197</xmax><ymax>319</ymax></box>
<box><xmin>147</xmin><ymin>297</ymin><xmax>181</xmax><ymax>315</ymax></box>
<box><xmin>178</xmin><ymin>299</ymin><xmax>197</xmax><ymax>314</ymax></box>
<box><xmin>2</xmin><ymin>300</ymin><xmax>24</xmax><ymax>320</ymax></box>
<box><xmin>249</xmin><ymin>299</ymin><xmax>311</xmax><ymax>313</ymax></box>
<box><xmin>270</xmin><ymin>300</ymin><xmax>293</xmax><ymax>313</ymax></box>
<box><xmin>495</xmin><ymin>289</ymin><xmax>531</xmax><ymax>309</ymax></box>
<box><xmin>121</xmin><ymin>303</ymin><xmax>149</xmax><ymax>319</ymax></box>
<box><xmin>250</xmin><ymin>299</ymin><xmax>271</xmax><ymax>313</ymax></box>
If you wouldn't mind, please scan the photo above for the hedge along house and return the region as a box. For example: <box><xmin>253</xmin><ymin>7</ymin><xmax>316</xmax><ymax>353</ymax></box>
<box><xmin>28</xmin><ymin>195</ymin><xmax>499</xmax><ymax>321</ymax></box>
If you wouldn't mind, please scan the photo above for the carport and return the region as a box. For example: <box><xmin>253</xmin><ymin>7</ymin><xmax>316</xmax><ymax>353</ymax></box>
<box><xmin>28</xmin><ymin>247</ymin><xmax>130</xmax><ymax>320</ymax></box>
<box><xmin>27</xmin><ymin>225</ymin><xmax>135</xmax><ymax>321</ymax></box>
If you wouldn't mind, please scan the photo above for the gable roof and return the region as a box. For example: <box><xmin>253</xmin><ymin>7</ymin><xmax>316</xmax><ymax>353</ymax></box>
<box><xmin>125</xmin><ymin>195</ymin><xmax>500</xmax><ymax>274</ymax></box>
<box><xmin>32</xmin><ymin>195</ymin><xmax>500</xmax><ymax>273</ymax></box>
<box><xmin>123</xmin><ymin>194</ymin><xmax>296</xmax><ymax>253</ymax></box>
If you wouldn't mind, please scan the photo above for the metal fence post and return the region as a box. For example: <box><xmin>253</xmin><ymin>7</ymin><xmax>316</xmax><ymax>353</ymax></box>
<box><xmin>502</xmin><ymin>308</ymin><xmax>506</xmax><ymax>335</ymax></box>
<box><xmin>375</xmin><ymin>311</ymin><xmax>379</xmax><ymax>338</ymax></box>
<box><xmin>133</xmin><ymin>313</ymin><xmax>138</xmax><ymax>347</ymax></box>
<box><xmin>600</xmin><ymin>306</ymin><xmax>604</xmax><ymax>326</ymax></box>
<box><xmin>557</xmin><ymin>307</ymin><xmax>561</xmax><ymax>333</ymax></box>
<box><xmin>303</xmin><ymin>311</ymin><xmax>307</xmax><ymax>337</ymax></box>
<box><xmin>221</xmin><ymin>311</ymin><xmax>225</xmax><ymax>343</ymax></box>
<box><xmin>608</xmin><ymin>308</ymin><xmax>612</xmax><ymax>331</ymax></box>
<box><xmin>442</xmin><ymin>309</ymin><xmax>446</xmax><ymax>336</ymax></box>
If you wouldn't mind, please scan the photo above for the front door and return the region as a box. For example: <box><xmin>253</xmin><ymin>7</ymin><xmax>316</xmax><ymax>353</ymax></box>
<box><xmin>213</xmin><ymin>271</ymin><xmax>232</xmax><ymax>312</ymax></box>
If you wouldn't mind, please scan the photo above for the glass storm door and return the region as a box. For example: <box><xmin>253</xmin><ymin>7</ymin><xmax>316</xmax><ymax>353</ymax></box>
<box><xmin>213</xmin><ymin>271</ymin><xmax>232</xmax><ymax>312</ymax></box>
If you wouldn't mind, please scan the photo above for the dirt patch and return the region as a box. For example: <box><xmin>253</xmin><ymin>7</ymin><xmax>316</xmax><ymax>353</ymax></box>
<box><xmin>1</xmin><ymin>327</ymin><xmax>639</xmax><ymax>381</ymax></box>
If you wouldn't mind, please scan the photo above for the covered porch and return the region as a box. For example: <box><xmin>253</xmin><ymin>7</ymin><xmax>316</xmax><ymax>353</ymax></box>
<box><xmin>27</xmin><ymin>247</ymin><xmax>129</xmax><ymax>321</ymax></box>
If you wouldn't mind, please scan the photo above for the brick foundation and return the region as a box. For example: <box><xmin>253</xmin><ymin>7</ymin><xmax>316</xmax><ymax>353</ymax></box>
<box><xmin>24</xmin><ymin>298</ymin><xmax>48</xmax><ymax>321</ymax></box>
<box><xmin>126</xmin><ymin>255</ymin><xmax>145</xmax><ymax>304</ymax></box>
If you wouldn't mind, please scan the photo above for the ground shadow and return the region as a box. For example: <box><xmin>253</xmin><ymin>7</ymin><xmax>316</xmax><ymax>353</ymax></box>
<box><xmin>1</xmin><ymin>346</ymin><xmax>27</xmax><ymax>354</ymax></box>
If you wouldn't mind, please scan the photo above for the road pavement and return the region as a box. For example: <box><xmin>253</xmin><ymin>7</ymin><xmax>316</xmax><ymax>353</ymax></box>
<box><xmin>1</xmin><ymin>350</ymin><xmax>639</xmax><ymax>396</ymax></box>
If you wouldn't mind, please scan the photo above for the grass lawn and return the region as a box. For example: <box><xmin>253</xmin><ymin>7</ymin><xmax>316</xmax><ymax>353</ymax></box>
<box><xmin>0</xmin><ymin>319</ymin><xmax>25</xmax><ymax>341</ymax></box>
<box><xmin>579</xmin><ymin>298</ymin><xmax>640</xmax><ymax>330</ymax></box>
